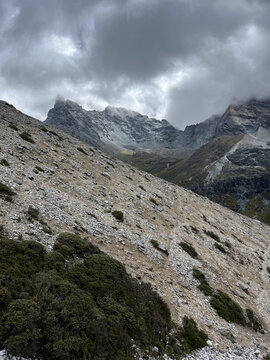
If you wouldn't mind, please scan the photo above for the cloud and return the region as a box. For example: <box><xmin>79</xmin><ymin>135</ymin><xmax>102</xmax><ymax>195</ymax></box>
<box><xmin>0</xmin><ymin>0</ymin><xmax>270</xmax><ymax>127</ymax></box>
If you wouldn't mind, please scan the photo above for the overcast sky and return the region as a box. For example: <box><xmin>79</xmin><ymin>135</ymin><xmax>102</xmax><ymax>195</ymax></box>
<box><xmin>1</xmin><ymin>0</ymin><xmax>270</xmax><ymax>129</ymax></box>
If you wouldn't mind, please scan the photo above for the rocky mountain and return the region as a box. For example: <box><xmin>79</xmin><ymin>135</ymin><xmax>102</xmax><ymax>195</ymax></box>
<box><xmin>159</xmin><ymin>99</ymin><xmax>270</xmax><ymax>225</ymax></box>
<box><xmin>45</xmin><ymin>98</ymin><xmax>220</xmax><ymax>158</ymax></box>
<box><xmin>0</xmin><ymin>100</ymin><xmax>270</xmax><ymax>359</ymax></box>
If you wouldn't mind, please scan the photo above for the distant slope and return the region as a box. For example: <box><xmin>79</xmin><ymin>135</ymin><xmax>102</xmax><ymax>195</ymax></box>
<box><xmin>159</xmin><ymin>133</ymin><xmax>270</xmax><ymax>225</ymax></box>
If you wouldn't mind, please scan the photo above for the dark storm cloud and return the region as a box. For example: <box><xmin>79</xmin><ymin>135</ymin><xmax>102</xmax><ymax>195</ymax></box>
<box><xmin>0</xmin><ymin>0</ymin><xmax>270</xmax><ymax>127</ymax></box>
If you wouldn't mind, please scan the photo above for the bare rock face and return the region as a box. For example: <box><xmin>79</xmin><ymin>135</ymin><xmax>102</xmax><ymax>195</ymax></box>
<box><xmin>215</xmin><ymin>98</ymin><xmax>270</xmax><ymax>137</ymax></box>
<box><xmin>46</xmin><ymin>99</ymin><xmax>187</xmax><ymax>156</ymax></box>
<box><xmin>0</xmin><ymin>100</ymin><xmax>270</xmax><ymax>358</ymax></box>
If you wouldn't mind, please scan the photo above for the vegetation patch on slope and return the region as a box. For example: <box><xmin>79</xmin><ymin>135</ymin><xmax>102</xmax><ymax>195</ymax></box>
<box><xmin>0</xmin><ymin>232</ymin><xmax>208</xmax><ymax>359</ymax></box>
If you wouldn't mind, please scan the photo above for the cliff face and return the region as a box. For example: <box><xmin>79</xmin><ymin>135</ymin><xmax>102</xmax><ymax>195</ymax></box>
<box><xmin>1</xmin><ymin>100</ymin><xmax>270</xmax><ymax>358</ymax></box>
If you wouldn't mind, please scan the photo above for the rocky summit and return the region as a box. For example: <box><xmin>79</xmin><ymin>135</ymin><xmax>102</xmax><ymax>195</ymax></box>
<box><xmin>0</xmin><ymin>100</ymin><xmax>270</xmax><ymax>359</ymax></box>
<box><xmin>45</xmin><ymin>98</ymin><xmax>222</xmax><ymax>158</ymax></box>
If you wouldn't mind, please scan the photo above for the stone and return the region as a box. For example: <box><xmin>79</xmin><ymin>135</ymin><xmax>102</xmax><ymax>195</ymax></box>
<box><xmin>238</xmin><ymin>282</ymin><xmax>249</xmax><ymax>292</ymax></box>
<box><xmin>101</xmin><ymin>172</ymin><xmax>111</xmax><ymax>180</ymax></box>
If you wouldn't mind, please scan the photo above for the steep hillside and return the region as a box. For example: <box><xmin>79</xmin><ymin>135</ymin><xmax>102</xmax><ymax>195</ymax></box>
<box><xmin>0</xmin><ymin>101</ymin><xmax>270</xmax><ymax>359</ymax></box>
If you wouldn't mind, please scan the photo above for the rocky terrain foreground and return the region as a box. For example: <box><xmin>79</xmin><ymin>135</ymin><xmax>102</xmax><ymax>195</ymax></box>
<box><xmin>0</xmin><ymin>100</ymin><xmax>270</xmax><ymax>359</ymax></box>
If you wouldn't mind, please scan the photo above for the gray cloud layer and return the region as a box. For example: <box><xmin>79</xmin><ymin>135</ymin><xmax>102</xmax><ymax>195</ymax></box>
<box><xmin>0</xmin><ymin>0</ymin><xmax>270</xmax><ymax>128</ymax></box>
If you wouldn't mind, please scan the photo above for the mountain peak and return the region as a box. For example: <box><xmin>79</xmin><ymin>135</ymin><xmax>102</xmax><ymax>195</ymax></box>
<box><xmin>104</xmin><ymin>105</ymin><xmax>142</xmax><ymax>119</ymax></box>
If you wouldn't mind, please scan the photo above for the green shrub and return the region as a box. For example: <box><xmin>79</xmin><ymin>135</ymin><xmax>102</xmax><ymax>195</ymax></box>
<box><xmin>180</xmin><ymin>242</ymin><xmax>198</xmax><ymax>258</ymax></box>
<box><xmin>42</xmin><ymin>226</ymin><xmax>52</xmax><ymax>234</ymax></box>
<box><xmin>246</xmin><ymin>308</ymin><xmax>263</xmax><ymax>332</ymax></box>
<box><xmin>0</xmin><ymin>234</ymin><xmax>208</xmax><ymax>359</ymax></box>
<box><xmin>77</xmin><ymin>147</ymin><xmax>88</xmax><ymax>155</ymax></box>
<box><xmin>150</xmin><ymin>198</ymin><xmax>159</xmax><ymax>206</ymax></box>
<box><xmin>0</xmin><ymin>182</ymin><xmax>16</xmax><ymax>196</ymax></box>
<box><xmin>8</xmin><ymin>124</ymin><xmax>18</xmax><ymax>131</ymax></box>
<box><xmin>263</xmin><ymin>355</ymin><xmax>270</xmax><ymax>360</ymax></box>
<box><xmin>193</xmin><ymin>269</ymin><xmax>212</xmax><ymax>296</ymax></box>
<box><xmin>267</xmin><ymin>267</ymin><xmax>270</xmax><ymax>274</ymax></box>
<box><xmin>204</xmin><ymin>230</ymin><xmax>220</xmax><ymax>242</ymax></box>
<box><xmin>139</xmin><ymin>185</ymin><xmax>145</xmax><ymax>191</ymax></box>
<box><xmin>151</xmin><ymin>239</ymin><xmax>159</xmax><ymax>249</ymax></box>
<box><xmin>35</xmin><ymin>166</ymin><xmax>44</xmax><ymax>172</ymax></box>
<box><xmin>0</xmin><ymin>159</ymin><xmax>10</xmax><ymax>166</ymax></box>
<box><xmin>49</xmin><ymin>130</ymin><xmax>63</xmax><ymax>140</ymax></box>
<box><xmin>27</xmin><ymin>206</ymin><xmax>39</xmax><ymax>220</ymax></box>
<box><xmin>112</xmin><ymin>210</ymin><xmax>124</xmax><ymax>222</ymax></box>
<box><xmin>2</xmin><ymin>299</ymin><xmax>42</xmax><ymax>358</ymax></box>
<box><xmin>214</xmin><ymin>242</ymin><xmax>226</xmax><ymax>254</ymax></box>
<box><xmin>19</xmin><ymin>131</ymin><xmax>35</xmax><ymax>144</ymax></box>
<box><xmin>180</xmin><ymin>317</ymin><xmax>208</xmax><ymax>351</ymax></box>
<box><xmin>40</xmin><ymin>127</ymin><xmax>48</xmax><ymax>132</ymax></box>
<box><xmin>193</xmin><ymin>268</ymin><xmax>205</xmax><ymax>281</ymax></box>
<box><xmin>53</xmin><ymin>232</ymin><xmax>100</xmax><ymax>259</ymax></box>
<box><xmin>210</xmin><ymin>290</ymin><xmax>246</xmax><ymax>325</ymax></box>
<box><xmin>198</xmin><ymin>281</ymin><xmax>213</xmax><ymax>296</ymax></box>
<box><xmin>190</xmin><ymin>226</ymin><xmax>198</xmax><ymax>234</ymax></box>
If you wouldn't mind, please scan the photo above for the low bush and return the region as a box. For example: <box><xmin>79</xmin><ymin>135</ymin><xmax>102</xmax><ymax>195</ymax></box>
<box><xmin>0</xmin><ymin>233</ymin><xmax>208</xmax><ymax>359</ymax></box>
<box><xmin>210</xmin><ymin>290</ymin><xmax>246</xmax><ymax>325</ymax></box>
<box><xmin>193</xmin><ymin>269</ymin><xmax>213</xmax><ymax>296</ymax></box>
<box><xmin>42</xmin><ymin>226</ymin><xmax>52</xmax><ymax>234</ymax></box>
<box><xmin>180</xmin><ymin>242</ymin><xmax>198</xmax><ymax>258</ymax></box>
<box><xmin>19</xmin><ymin>131</ymin><xmax>35</xmax><ymax>144</ymax></box>
<box><xmin>49</xmin><ymin>130</ymin><xmax>63</xmax><ymax>140</ymax></box>
<box><xmin>150</xmin><ymin>197</ymin><xmax>159</xmax><ymax>205</ymax></box>
<box><xmin>204</xmin><ymin>230</ymin><xmax>220</xmax><ymax>242</ymax></box>
<box><xmin>190</xmin><ymin>225</ymin><xmax>198</xmax><ymax>234</ymax></box>
<box><xmin>214</xmin><ymin>242</ymin><xmax>226</xmax><ymax>254</ymax></box>
<box><xmin>267</xmin><ymin>267</ymin><xmax>270</xmax><ymax>274</ymax></box>
<box><xmin>151</xmin><ymin>239</ymin><xmax>159</xmax><ymax>249</ymax></box>
<box><xmin>0</xmin><ymin>159</ymin><xmax>10</xmax><ymax>166</ymax></box>
<box><xmin>225</xmin><ymin>241</ymin><xmax>231</xmax><ymax>248</ymax></box>
<box><xmin>139</xmin><ymin>185</ymin><xmax>145</xmax><ymax>191</ymax></box>
<box><xmin>198</xmin><ymin>281</ymin><xmax>213</xmax><ymax>296</ymax></box>
<box><xmin>246</xmin><ymin>308</ymin><xmax>264</xmax><ymax>332</ymax></box>
<box><xmin>180</xmin><ymin>317</ymin><xmax>208</xmax><ymax>351</ymax></box>
<box><xmin>35</xmin><ymin>166</ymin><xmax>44</xmax><ymax>172</ymax></box>
<box><xmin>0</xmin><ymin>182</ymin><xmax>16</xmax><ymax>196</ymax></box>
<box><xmin>193</xmin><ymin>268</ymin><xmax>205</xmax><ymax>281</ymax></box>
<box><xmin>8</xmin><ymin>124</ymin><xmax>18</xmax><ymax>131</ymax></box>
<box><xmin>77</xmin><ymin>147</ymin><xmax>88</xmax><ymax>155</ymax></box>
<box><xmin>53</xmin><ymin>232</ymin><xmax>100</xmax><ymax>259</ymax></box>
<box><xmin>27</xmin><ymin>206</ymin><xmax>39</xmax><ymax>220</ymax></box>
<box><xmin>112</xmin><ymin>210</ymin><xmax>124</xmax><ymax>222</ymax></box>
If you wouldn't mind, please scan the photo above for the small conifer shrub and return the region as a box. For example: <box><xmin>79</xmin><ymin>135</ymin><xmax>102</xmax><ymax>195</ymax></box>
<box><xmin>27</xmin><ymin>206</ymin><xmax>39</xmax><ymax>220</ymax></box>
<box><xmin>204</xmin><ymin>230</ymin><xmax>220</xmax><ymax>242</ymax></box>
<box><xmin>112</xmin><ymin>210</ymin><xmax>124</xmax><ymax>222</ymax></box>
<box><xmin>19</xmin><ymin>131</ymin><xmax>35</xmax><ymax>144</ymax></box>
<box><xmin>214</xmin><ymin>242</ymin><xmax>226</xmax><ymax>254</ymax></box>
<box><xmin>0</xmin><ymin>159</ymin><xmax>10</xmax><ymax>166</ymax></box>
<box><xmin>77</xmin><ymin>147</ymin><xmax>88</xmax><ymax>155</ymax></box>
<box><xmin>0</xmin><ymin>182</ymin><xmax>16</xmax><ymax>196</ymax></box>
<box><xmin>180</xmin><ymin>242</ymin><xmax>198</xmax><ymax>258</ymax></box>
<box><xmin>210</xmin><ymin>290</ymin><xmax>246</xmax><ymax>325</ymax></box>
